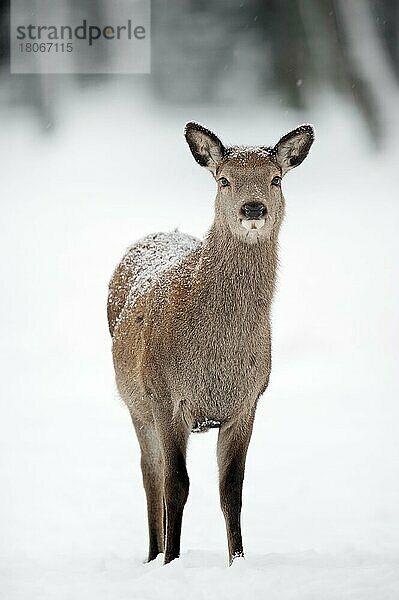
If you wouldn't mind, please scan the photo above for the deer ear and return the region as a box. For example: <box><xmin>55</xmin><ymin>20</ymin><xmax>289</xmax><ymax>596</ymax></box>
<box><xmin>185</xmin><ymin>122</ymin><xmax>225</xmax><ymax>173</ymax></box>
<box><xmin>273</xmin><ymin>124</ymin><xmax>315</xmax><ymax>175</ymax></box>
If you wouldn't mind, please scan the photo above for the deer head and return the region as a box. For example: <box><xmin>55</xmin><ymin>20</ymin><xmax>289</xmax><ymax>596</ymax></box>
<box><xmin>185</xmin><ymin>122</ymin><xmax>314</xmax><ymax>243</ymax></box>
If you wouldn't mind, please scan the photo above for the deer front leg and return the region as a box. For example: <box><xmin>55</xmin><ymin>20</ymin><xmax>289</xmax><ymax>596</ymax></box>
<box><xmin>161</xmin><ymin>428</ymin><xmax>190</xmax><ymax>564</ymax></box>
<box><xmin>217</xmin><ymin>414</ymin><xmax>255</xmax><ymax>565</ymax></box>
<box><xmin>132</xmin><ymin>416</ymin><xmax>164</xmax><ymax>562</ymax></box>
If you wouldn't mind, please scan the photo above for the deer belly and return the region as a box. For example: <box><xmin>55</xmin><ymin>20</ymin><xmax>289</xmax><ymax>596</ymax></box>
<box><xmin>177</xmin><ymin>373</ymin><xmax>267</xmax><ymax>429</ymax></box>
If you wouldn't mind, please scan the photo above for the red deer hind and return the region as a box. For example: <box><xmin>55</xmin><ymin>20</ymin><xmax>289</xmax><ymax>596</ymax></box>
<box><xmin>107</xmin><ymin>121</ymin><xmax>314</xmax><ymax>565</ymax></box>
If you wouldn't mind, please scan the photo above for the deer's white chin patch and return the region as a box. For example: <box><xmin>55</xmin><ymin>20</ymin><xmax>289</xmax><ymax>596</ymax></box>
<box><xmin>241</xmin><ymin>218</ymin><xmax>265</xmax><ymax>231</ymax></box>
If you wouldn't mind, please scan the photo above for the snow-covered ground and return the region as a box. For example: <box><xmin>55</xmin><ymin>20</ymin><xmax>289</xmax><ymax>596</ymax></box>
<box><xmin>1</xmin><ymin>89</ymin><xmax>399</xmax><ymax>599</ymax></box>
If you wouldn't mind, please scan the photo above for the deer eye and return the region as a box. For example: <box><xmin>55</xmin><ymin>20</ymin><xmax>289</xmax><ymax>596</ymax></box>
<box><xmin>219</xmin><ymin>177</ymin><xmax>229</xmax><ymax>188</ymax></box>
<box><xmin>271</xmin><ymin>176</ymin><xmax>282</xmax><ymax>186</ymax></box>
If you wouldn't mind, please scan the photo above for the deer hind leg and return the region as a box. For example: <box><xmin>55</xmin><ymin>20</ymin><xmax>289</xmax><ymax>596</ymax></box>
<box><xmin>217</xmin><ymin>413</ymin><xmax>255</xmax><ymax>565</ymax></box>
<box><xmin>131</xmin><ymin>415</ymin><xmax>164</xmax><ymax>562</ymax></box>
<box><xmin>159</xmin><ymin>426</ymin><xmax>190</xmax><ymax>564</ymax></box>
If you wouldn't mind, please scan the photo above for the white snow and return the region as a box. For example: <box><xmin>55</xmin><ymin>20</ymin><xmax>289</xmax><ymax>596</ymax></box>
<box><xmin>1</xmin><ymin>89</ymin><xmax>399</xmax><ymax>599</ymax></box>
<box><xmin>192</xmin><ymin>418</ymin><xmax>221</xmax><ymax>432</ymax></box>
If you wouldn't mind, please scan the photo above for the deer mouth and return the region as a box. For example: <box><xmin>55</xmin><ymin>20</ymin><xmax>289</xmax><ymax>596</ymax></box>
<box><xmin>241</xmin><ymin>218</ymin><xmax>266</xmax><ymax>231</ymax></box>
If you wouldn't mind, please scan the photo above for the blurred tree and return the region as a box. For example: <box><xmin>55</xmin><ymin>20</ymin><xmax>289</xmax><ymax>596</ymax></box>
<box><xmin>150</xmin><ymin>0</ymin><xmax>399</xmax><ymax>139</ymax></box>
<box><xmin>373</xmin><ymin>0</ymin><xmax>399</xmax><ymax>80</ymax></box>
<box><xmin>0</xmin><ymin>0</ymin><xmax>9</xmax><ymax>64</ymax></box>
<box><xmin>0</xmin><ymin>0</ymin><xmax>398</xmax><ymax>140</ymax></box>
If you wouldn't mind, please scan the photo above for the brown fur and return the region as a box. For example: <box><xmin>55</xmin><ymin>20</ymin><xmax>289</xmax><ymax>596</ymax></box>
<box><xmin>107</xmin><ymin>122</ymin><xmax>314</xmax><ymax>565</ymax></box>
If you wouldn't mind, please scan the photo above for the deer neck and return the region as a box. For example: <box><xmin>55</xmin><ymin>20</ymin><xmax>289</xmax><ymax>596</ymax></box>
<box><xmin>194</xmin><ymin>222</ymin><xmax>279</xmax><ymax>317</ymax></box>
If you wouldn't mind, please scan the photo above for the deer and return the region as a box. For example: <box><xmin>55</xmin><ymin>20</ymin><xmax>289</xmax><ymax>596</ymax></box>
<box><xmin>107</xmin><ymin>121</ymin><xmax>314</xmax><ymax>565</ymax></box>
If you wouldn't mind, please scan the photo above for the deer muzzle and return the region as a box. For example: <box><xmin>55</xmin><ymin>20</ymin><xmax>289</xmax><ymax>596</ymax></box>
<box><xmin>241</xmin><ymin>202</ymin><xmax>267</xmax><ymax>220</ymax></box>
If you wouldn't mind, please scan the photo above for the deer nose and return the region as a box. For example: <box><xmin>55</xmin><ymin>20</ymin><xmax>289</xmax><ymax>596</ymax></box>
<box><xmin>241</xmin><ymin>202</ymin><xmax>266</xmax><ymax>220</ymax></box>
